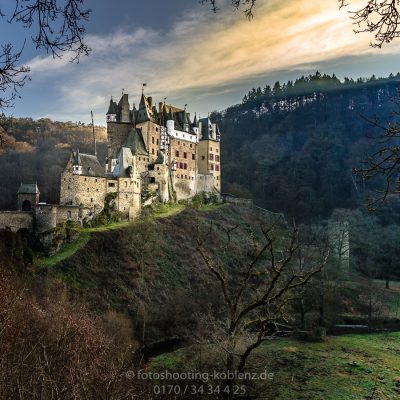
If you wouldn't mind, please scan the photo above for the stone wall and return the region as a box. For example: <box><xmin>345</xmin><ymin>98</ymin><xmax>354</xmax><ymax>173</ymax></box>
<box><xmin>116</xmin><ymin>176</ymin><xmax>141</xmax><ymax>219</ymax></box>
<box><xmin>35</xmin><ymin>204</ymin><xmax>58</xmax><ymax>233</ymax></box>
<box><xmin>0</xmin><ymin>211</ymin><xmax>33</xmax><ymax>232</ymax></box>
<box><xmin>56</xmin><ymin>205</ymin><xmax>81</xmax><ymax>224</ymax></box>
<box><xmin>196</xmin><ymin>174</ymin><xmax>215</xmax><ymax>194</ymax></box>
<box><xmin>60</xmin><ymin>171</ymin><xmax>107</xmax><ymax>212</ymax></box>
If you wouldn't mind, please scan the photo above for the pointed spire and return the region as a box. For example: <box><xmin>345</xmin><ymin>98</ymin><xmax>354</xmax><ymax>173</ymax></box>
<box><xmin>192</xmin><ymin>112</ymin><xmax>198</xmax><ymax>127</ymax></box>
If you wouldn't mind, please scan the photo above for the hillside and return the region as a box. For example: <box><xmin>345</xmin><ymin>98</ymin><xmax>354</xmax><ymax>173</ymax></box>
<box><xmin>44</xmin><ymin>203</ymin><xmax>279</xmax><ymax>344</ymax></box>
<box><xmin>218</xmin><ymin>72</ymin><xmax>400</xmax><ymax>221</ymax></box>
<box><xmin>0</xmin><ymin>117</ymin><xmax>107</xmax><ymax>208</ymax></box>
<box><xmin>2</xmin><ymin>203</ymin><xmax>400</xmax><ymax>398</ymax></box>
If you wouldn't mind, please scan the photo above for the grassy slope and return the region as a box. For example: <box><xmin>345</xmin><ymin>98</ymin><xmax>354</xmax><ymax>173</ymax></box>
<box><xmin>38</xmin><ymin>203</ymin><xmax>275</xmax><ymax>342</ymax></box>
<box><xmin>150</xmin><ymin>333</ymin><xmax>400</xmax><ymax>399</ymax></box>
<box><xmin>34</xmin><ymin>203</ymin><xmax>186</xmax><ymax>268</ymax></box>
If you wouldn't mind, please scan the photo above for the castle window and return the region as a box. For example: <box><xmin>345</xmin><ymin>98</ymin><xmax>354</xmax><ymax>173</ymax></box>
<box><xmin>216</xmin><ymin>148</ymin><xmax>219</xmax><ymax>153</ymax></box>
<box><xmin>139</xmin><ymin>157</ymin><xmax>141</xmax><ymax>161</ymax></box>
<box><xmin>178</xmin><ymin>141</ymin><xmax>180</xmax><ymax>145</ymax></box>
<box><xmin>125</xmin><ymin>181</ymin><xmax>128</xmax><ymax>187</ymax></box>
<box><xmin>181</xmin><ymin>174</ymin><xmax>183</xmax><ymax>178</ymax></box>
<box><xmin>183</xmin><ymin>152</ymin><xmax>187</xmax><ymax>159</ymax></box>
<box><xmin>156</xmin><ymin>127</ymin><xmax>158</xmax><ymax>132</ymax></box>
<box><xmin>152</xmin><ymin>148</ymin><xmax>155</xmax><ymax>155</ymax></box>
<box><xmin>68</xmin><ymin>186</ymin><xmax>70</xmax><ymax>190</ymax></box>
<box><xmin>91</xmin><ymin>198</ymin><xmax>93</xmax><ymax>202</ymax></box>
<box><xmin>84</xmin><ymin>178</ymin><xmax>87</xmax><ymax>182</ymax></box>
<box><xmin>175</xmin><ymin>150</ymin><xmax>179</xmax><ymax>157</ymax></box>
<box><xmin>215</xmin><ymin>155</ymin><xmax>220</xmax><ymax>162</ymax></box>
<box><xmin>209</xmin><ymin>154</ymin><xmax>214</xmax><ymax>161</ymax></box>
<box><xmin>202</xmin><ymin>156</ymin><xmax>205</xmax><ymax>160</ymax></box>
<box><xmin>87</xmin><ymin>188</ymin><xmax>89</xmax><ymax>192</ymax></box>
<box><xmin>185</xmin><ymin>175</ymin><xmax>187</xmax><ymax>179</ymax></box>
<box><xmin>192</xmin><ymin>154</ymin><xmax>195</xmax><ymax>160</ymax></box>
<box><xmin>67</xmin><ymin>211</ymin><xmax>72</xmax><ymax>219</ymax></box>
<box><xmin>184</xmin><ymin>163</ymin><xmax>188</xmax><ymax>169</ymax></box>
<box><xmin>156</xmin><ymin>139</ymin><xmax>159</xmax><ymax>145</ymax></box>
<box><xmin>126</xmin><ymin>194</ymin><xmax>128</xmax><ymax>199</ymax></box>
<box><xmin>215</xmin><ymin>165</ymin><xmax>220</xmax><ymax>171</ymax></box>
<box><xmin>152</xmin><ymin>137</ymin><xmax>154</xmax><ymax>144</ymax></box>
<box><xmin>95</xmin><ymin>179</ymin><xmax>98</xmax><ymax>182</ymax></box>
<box><xmin>210</xmin><ymin>164</ymin><xmax>214</xmax><ymax>171</ymax></box>
<box><xmin>190</xmin><ymin>144</ymin><xmax>192</xmax><ymax>148</ymax></box>
<box><xmin>210</xmin><ymin>147</ymin><xmax>213</xmax><ymax>151</ymax></box>
<box><xmin>108</xmin><ymin>182</ymin><xmax>115</xmax><ymax>187</ymax></box>
<box><xmin>150</xmin><ymin>177</ymin><xmax>155</xmax><ymax>183</ymax></box>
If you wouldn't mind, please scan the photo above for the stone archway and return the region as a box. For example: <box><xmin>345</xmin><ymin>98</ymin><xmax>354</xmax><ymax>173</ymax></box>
<box><xmin>22</xmin><ymin>200</ymin><xmax>31</xmax><ymax>211</ymax></box>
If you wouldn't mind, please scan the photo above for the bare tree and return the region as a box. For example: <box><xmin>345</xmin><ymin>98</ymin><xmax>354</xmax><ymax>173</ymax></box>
<box><xmin>202</xmin><ymin>1</ymin><xmax>400</xmax><ymax>47</ymax></box>
<box><xmin>339</xmin><ymin>0</ymin><xmax>400</xmax><ymax>48</ymax></box>
<box><xmin>200</xmin><ymin>0</ymin><xmax>257</xmax><ymax>19</ymax></box>
<box><xmin>196</xmin><ymin>220</ymin><xmax>329</xmax><ymax>397</ymax></box>
<box><xmin>0</xmin><ymin>0</ymin><xmax>90</xmax><ymax>110</ymax></box>
<box><xmin>352</xmin><ymin>95</ymin><xmax>400</xmax><ymax>209</ymax></box>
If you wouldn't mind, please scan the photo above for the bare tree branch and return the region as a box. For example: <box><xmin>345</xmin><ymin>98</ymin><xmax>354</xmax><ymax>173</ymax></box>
<box><xmin>0</xmin><ymin>1</ymin><xmax>91</xmax><ymax>109</ymax></box>
<box><xmin>8</xmin><ymin>0</ymin><xmax>91</xmax><ymax>61</ymax></box>
<box><xmin>200</xmin><ymin>0</ymin><xmax>257</xmax><ymax>19</ymax></box>
<box><xmin>340</xmin><ymin>0</ymin><xmax>400</xmax><ymax>47</ymax></box>
<box><xmin>0</xmin><ymin>43</ymin><xmax>30</xmax><ymax>110</ymax></box>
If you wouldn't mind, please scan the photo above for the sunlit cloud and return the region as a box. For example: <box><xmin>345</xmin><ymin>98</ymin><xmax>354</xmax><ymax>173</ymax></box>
<box><xmin>22</xmin><ymin>0</ymin><xmax>400</xmax><ymax>124</ymax></box>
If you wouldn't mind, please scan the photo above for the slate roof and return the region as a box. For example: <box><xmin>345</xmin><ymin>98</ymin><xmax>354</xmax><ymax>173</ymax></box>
<box><xmin>18</xmin><ymin>183</ymin><xmax>39</xmax><ymax>194</ymax></box>
<box><xmin>106</xmin><ymin>99</ymin><xmax>118</xmax><ymax>115</ymax></box>
<box><xmin>78</xmin><ymin>153</ymin><xmax>105</xmax><ymax>177</ymax></box>
<box><xmin>199</xmin><ymin>117</ymin><xmax>219</xmax><ymax>141</ymax></box>
<box><xmin>124</xmin><ymin>128</ymin><xmax>148</xmax><ymax>156</ymax></box>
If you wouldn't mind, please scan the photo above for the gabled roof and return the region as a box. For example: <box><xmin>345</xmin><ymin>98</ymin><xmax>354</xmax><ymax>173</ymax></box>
<box><xmin>18</xmin><ymin>183</ymin><xmax>39</xmax><ymax>195</ymax></box>
<box><xmin>77</xmin><ymin>153</ymin><xmax>105</xmax><ymax>177</ymax></box>
<box><xmin>136</xmin><ymin>94</ymin><xmax>155</xmax><ymax>123</ymax></box>
<box><xmin>124</xmin><ymin>128</ymin><xmax>148</xmax><ymax>156</ymax></box>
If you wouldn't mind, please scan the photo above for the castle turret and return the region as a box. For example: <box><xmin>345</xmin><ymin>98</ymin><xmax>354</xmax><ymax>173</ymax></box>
<box><xmin>106</xmin><ymin>98</ymin><xmax>117</xmax><ymax>122</ymax></box>
<box><xmin>166</xmin><ymin>106</ymin><xmax>174</xmax><ymax>135</ymax></box>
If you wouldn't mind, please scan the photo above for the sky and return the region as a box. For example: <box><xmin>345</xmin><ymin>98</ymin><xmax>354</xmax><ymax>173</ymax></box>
<box><xmin>2</xmin><ymin>0</ymin><xmax>400</xmax><ymax>125</ymax></box>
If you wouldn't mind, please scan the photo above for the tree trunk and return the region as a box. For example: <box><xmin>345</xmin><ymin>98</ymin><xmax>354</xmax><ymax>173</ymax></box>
<box><xmin>385</xmin><ymin>278</ymin><xmax>390</xmax><ymax>290</ymax></box>
<box><xmin>225</xmin><ymin>351</ymin><xmax>235</xmax><ymax>400</ymax></box>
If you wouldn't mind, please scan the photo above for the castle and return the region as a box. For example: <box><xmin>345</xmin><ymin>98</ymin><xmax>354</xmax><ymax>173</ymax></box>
<box><xmin>0</xmin><ymin>92</ymin><xmax>222</xmax><ymax>233</ymax></box>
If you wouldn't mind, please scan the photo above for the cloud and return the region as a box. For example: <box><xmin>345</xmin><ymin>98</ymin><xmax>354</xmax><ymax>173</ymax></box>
<box><xmin>20</xmin><ymin>0</ymin><xmax>400</xmax><ymax>124</ymax></box>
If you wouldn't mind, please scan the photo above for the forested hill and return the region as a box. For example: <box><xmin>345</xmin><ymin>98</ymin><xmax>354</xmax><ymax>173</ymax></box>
<box><xmin>0</xmin><ymin>118</ymin><xmax>107</xmax><ymax>209</ymax></box>
<box><xmin>216</xmin><ymin>72</ymin><xmax>400</xmax><ymax>222</ymax></box>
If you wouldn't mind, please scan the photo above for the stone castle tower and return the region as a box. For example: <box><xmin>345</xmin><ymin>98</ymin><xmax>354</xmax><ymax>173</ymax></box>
<box><xmin>58</xmin><ymin>92</ymin><xmax>222</xmax><ymax>221</ymax></box>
